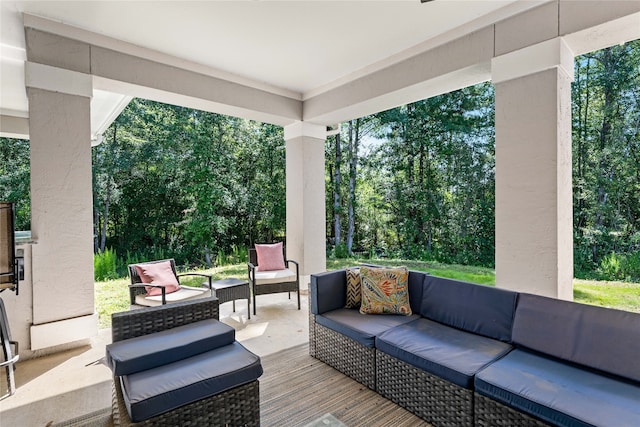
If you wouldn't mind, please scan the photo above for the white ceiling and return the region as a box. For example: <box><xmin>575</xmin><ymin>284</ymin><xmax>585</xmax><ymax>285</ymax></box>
<box><xmin>1</xmin><ymin>0</ymin><xmax>544</xmax><ymax>134</ymax></box>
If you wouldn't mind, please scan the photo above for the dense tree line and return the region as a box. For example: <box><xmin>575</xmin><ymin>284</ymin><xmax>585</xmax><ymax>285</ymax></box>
<box><xmin>89</xmin><ymin>101</ymin><xmax>286</xmax><ymax>268</ymax></box>
<box><xmin>328</xmin><ymin>41</ymin><xmax>639</xmax><ymax>279</ymax></box>
<box><xmin>571</xmin><ymin>41</ymin><xmax>640</xmax><ymax>278</ymax></box>
<box><xmin>1</xmin><ymin>41</ymin><xmax>638</xmax><ymax>279</ymax></box>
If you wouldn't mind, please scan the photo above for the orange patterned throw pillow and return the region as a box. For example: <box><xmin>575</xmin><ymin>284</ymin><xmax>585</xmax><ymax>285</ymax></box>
<box><xmin>344</xmin><ymin>267</ymin><xmax>361</xmax><ymax>308</ymax></box>
<box><xmin>359</xmin><ymin>265</ymin><xmax>411</xmax><ymax>315</ymax></box>
<box><xmin>135</xmin><ymin>261</ymin><xmax>181</xmax><ymax>296</ymax></box>
<box><xmin>255</xmin><ymin>242</ymin><xmax>286</xmax><ymax>271</ymax></box>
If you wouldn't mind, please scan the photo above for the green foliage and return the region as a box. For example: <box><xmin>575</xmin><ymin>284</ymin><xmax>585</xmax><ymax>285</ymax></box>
<box><xmin>0</xmin><ymin>137</ymin><xmax>31</xmax><ymax>230</ymax></box>
<box><xmin>356</xmin><ymin>82</ymin><xmax>496</xmax><ymax>267</ymax></box>
<box><xmin>94</xmin><ymin>248</ymin><xmax>118</xmax><ymax>281</ymax></box>
<box><xmin>333</xmin><ymin>243</ymin><xmax>349</xmax><ymax>259</ymax></box>
<box><xmin>599</xmin><ymin>252</ymin><xmax>640</xmax><ymax>282</ymax></box>
<box><xmin>572</xmin><ymin>40</ymin><xmax>640</xmax><ymax>281</ymax></box>
<box><xmin>215</xmin><ymin>245</ymin><xmax>248</xmax><ymax>267</ymax></box>
<box><xmin>89</xmin><ymin>99</ymin><xmax>286</xmax><ymax>267</ymax></box>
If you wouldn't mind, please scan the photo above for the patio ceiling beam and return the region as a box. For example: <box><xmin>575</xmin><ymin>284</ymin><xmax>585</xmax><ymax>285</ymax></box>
<box><xmin>303</xmin><ymin>26</ymin><xmax>494</xmax><ymax>126</ymax></box>
<box><xmin>302</xmin><ymin>0</ymin><xmax>640</xmax><ymax>127</ymax></box>
<box><xmin>90</xmin><ymin>46</ymin><xmax>302</xmax><ymax>127</ymax></box>
<box><xmin>23</xmin><ymin>15</ymin><xmax>303</xmax><ymax>127</ymax></box>
<box><xmin>0</xmin><ymin>115</ymin><xmax>29</xmax><ymax>140</ymax></box>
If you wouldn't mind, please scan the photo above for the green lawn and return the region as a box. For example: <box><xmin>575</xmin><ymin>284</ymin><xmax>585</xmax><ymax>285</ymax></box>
<box><xmin>95</xmin><ymin>258</ymin><xmax>640</xmax><ymax>329</ymax></box>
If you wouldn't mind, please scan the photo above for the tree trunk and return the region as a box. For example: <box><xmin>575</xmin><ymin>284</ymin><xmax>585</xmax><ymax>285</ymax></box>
<box><xmin>346</xmin><ymin>119</ymin><xmax>359</xmax><ymax>255</ymax></box>
<box><xmin>333</xmin><ymin>132</ymin><xmax>342</xmax><ymax>246</ymax></box>
<box><xmin>593</xmin><ymin>48</ymin><xmax>615</xmax><ymax>263</ymax></box>
<box><xmin>100</xmin><ymin>185</ymin><xmax>110</xmax><ymax>253</ymax></box>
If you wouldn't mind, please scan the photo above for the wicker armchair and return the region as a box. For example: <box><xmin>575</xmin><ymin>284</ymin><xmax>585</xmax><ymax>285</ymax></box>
<box><xmin>128</xmin><ymin>258</ymin><xmax>213</xmax><ymax>307</ymax></box>
<box><xmin>248</xmin><ymin>245</ymin><xmax>300</xmax><ymax>315</ymax></box>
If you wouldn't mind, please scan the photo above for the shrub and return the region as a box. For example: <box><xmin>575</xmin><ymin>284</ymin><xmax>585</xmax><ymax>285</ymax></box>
<box><xmin>334</xmin><ymin>243</ymin><xmax>349</xmax><ymax>259</ymax></box>
<box><xmin>94</xmin><ymin>248</ymin><xmax>118</xmax><ymax>281</ymax></box>
<box><xmin>599</xmin><ymin>252</ymin><xmax>640</xmax><ymax>282</ymax></box>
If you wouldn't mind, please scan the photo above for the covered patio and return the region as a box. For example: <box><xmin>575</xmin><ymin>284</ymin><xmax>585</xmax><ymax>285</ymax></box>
<box><xmin>1</xmin><ymin>0</ymin><xmax>639</xmax><ymax>420</ymax></box>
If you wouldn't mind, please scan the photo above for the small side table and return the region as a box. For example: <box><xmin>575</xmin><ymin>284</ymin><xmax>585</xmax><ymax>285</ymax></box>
<box><xmin>207</xmin><ymin>278</ymin><xmax>251</xmax><ymax>319</ymax></box>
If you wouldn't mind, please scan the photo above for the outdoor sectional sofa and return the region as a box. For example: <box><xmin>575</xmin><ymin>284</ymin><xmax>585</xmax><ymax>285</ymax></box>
<box><xmin>309</xmin><ymin>268</ymin><xmax>640</xmax><ymax>427</ymax></box>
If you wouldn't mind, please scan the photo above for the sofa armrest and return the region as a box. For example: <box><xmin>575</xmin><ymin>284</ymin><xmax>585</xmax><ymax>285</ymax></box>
<box><xmin>310</xmin><ymin>269</ymin><xmax>347</xmax><ymax>315</ymax></box>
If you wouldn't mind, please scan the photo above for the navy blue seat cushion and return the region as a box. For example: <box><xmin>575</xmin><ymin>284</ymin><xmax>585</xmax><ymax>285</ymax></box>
<box><xmin>120</xmin><ymin>342</ymin><xmax>263</xmax><ymax>422</ymax></box>
<box><xmin>316</xmin><ymin>308</ymin><xmax>419</xmax><ymax>347</ymax></box>
<box><xmin>106</xmin><ymin>319</ymin><xmax>235</xmax><ymax>375</ymax></box>
<box><xmin>513</xmin><ymin>293</ymin><xmax>640</xmax><ymax>383</ymax></box>
<box><xmin>376</xmin><ymin>318</ymin><xmax>513</xmax><ymax>388</ymax></box>
<box><xmin>475</xmin><ymin>349</ymin><xmax>640</xmax><ymax>427</ymax></box>
<box><xmin>420</xmin><ymin>276</ymin><xmax>517</xmax><ymax>342</ymax></box>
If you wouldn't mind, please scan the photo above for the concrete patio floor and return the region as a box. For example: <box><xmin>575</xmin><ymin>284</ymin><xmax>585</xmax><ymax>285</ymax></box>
<box><xmin>0</xmin><ymin>290</ymin><xmax>310</xmax><ymax>426</ymax></box>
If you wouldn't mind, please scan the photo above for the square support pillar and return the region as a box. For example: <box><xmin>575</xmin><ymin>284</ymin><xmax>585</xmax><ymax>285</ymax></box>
<box><xmin>27</xmin><ymin>71</ymin><xmax>96</xmax><ymax>347</ymax></box>
<box><xmin>493</xmin><ymin>38</ymin><xmax>574</xmax><ymax>300</ymax></box>
<box><xmin>284</xmin><ymin>122</ymin><xmax>327</xmax><ymax>282</ymax></box>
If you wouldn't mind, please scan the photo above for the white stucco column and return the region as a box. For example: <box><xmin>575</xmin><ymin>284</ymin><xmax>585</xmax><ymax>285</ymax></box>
<box><xmin>492</xmin><ymin>38</ymin><xmax>574</xmax><ymax>300</ymax></box>
<box><xmin>284</xmin><ymin>122</ymin><xmax>327</xmax><ymax>286</ymax></box>
<box><xmin>26</xmin><ymin>62</ymin><xmax>97</xmax><ymax>350</ymax></box>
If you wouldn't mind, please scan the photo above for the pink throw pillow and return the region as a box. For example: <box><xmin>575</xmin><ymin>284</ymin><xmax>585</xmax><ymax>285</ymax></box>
<box><xmin>135</xmin><ymin>261</ymin><xmax>181</xmax><ymax>296</ymax></box>
<box><xmin>255</xmin><ymin>243</ymin><xmax>286</xmax><ymax>271</ymax></box>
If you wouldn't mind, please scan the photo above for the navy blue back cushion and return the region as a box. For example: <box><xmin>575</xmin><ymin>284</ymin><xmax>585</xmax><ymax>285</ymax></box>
<box><xmin>407</xmin><ymin>270</ymin><xmax>427</xmax><ymax>314</ymax></box>
<box><xmin>420</xmin><ymin>276</ymin><xmax>518</xmax><ymax>342</ymax></box>
<box><xmin>512</xmin><ymin>293</ymin><xmax>640</xmax><ymax>383</ymax></box>
<box><xmin>310</xmin><ymin>269</ymin><xmax>347</xmax><ymax>314</ymax></box>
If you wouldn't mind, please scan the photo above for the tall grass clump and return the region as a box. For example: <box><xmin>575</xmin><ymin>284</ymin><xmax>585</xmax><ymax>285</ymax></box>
<box><xmin>94</xmin><ymin>247</ymin><xmax>118</xmax><ymax>280</ymax></box>
<box><xmin>600</xmin><ymin>252</ymin><xmax>640</xmax><ymax>282</ymax></box>
<box><xmin>215</xmin><ymin>245</ymin><xmax>247</xmax><ymax>266</ymax></box>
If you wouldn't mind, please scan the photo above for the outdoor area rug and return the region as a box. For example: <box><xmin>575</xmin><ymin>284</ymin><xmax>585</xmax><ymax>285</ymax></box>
<box><xmin>303</xmin><ymin>413</ymin><xmax>348</xmax><ymax>427</ymax></box>
<box><xmin>50</xmin><ymin>407</ymin><xmax>111</xmax><ymax>427</ymax></box>
<box><xmin>260</xmin><ymin>343</ymin><xmax>431</xmax><ymax>427</ymax></box>
<box><xmin>53</xmin><ymin>343</ymin><xmax>430</xmax><ymax>427</ymax></box>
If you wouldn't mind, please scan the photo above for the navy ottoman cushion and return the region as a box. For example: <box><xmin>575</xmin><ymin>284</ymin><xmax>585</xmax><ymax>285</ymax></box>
<box><xmin>106</xmin><ymin>319</ymin><xmax>235</xmax><ymax>375</ymax></box>
<box><xmin>376</xmin><ymin>318</ymin><xmax>513</xmax><ymax>388</ymax></box>
<box><xmin>120</xmin><ymin>341</ymin><xmax>263</xmax><ymax>422</ymax></box>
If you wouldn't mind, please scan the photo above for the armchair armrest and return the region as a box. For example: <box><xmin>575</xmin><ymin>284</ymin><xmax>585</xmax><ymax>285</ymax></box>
<box><xmin>247</xmin><ymin>262</ymin><xmax>257</xmax><ymax>282</ymax></box>
<box><xmin>285</xmin><ymin>259</ymin><xmax>299</xmax><ymax>277</ymax></box>
<box><xmin>129</xmin><ymin>283</ymin><xmax>168</xmax><ymax>305</ymax></box>
<box><xmin>177</xmin><ymin>272</ymin><xmax>214</xmax><ymax>296</ymax></box>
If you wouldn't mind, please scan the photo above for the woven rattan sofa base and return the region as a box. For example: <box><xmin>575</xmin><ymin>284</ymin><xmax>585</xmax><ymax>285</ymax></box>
<box><xmin>112</xmin><ymin>377</ymin><xmax>260</xmax><ymax>426</ymax></box>
<box><xmin>474</xmin><ymin>393</ymin><xmax>551</xmax><ymax>427</ymax></box>
<box><xmin>308</xmin><ymin>313</ymin><xmax>316</xmax><ymax>357</ymax></box>
<box><xmin>313</xmin><ymin>322</ymin><xmax>376</xmax><ymax>390</ymax></box>
<box><xmin>376</xmin><ymin>350</ymin><xmax>473</xmax><ymax>427</ymax></box>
